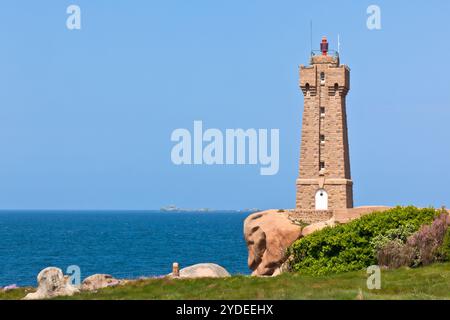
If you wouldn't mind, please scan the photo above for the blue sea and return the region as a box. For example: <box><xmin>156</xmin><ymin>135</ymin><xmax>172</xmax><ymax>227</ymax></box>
<box><xmin>0</xmin><ymin>211</ymin><xmax>251</xmax><ymax>287</ymax></box>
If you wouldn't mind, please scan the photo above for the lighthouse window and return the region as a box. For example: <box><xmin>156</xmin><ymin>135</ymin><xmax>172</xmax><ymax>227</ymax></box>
<box><xmin>320</xmin><ymin>72</ymin><xmax>325</xmax><ymax>84</ymax></box>
<box><xmin>320</xmin><ymin>161</ymin><xmax>325</xmax><ymax>170</ymax></box>
<box><xmin>320</xmin><ymin>135</ymin><xmax>325</xmax><ymax>143</ymax></box>
<box><xmin>320</xmin><ymin>107</ymin><xmax>325</xmax><ymax>117</ymax></box>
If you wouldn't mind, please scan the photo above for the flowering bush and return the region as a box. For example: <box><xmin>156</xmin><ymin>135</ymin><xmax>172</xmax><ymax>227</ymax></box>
<box><xmin>376</xmin><ymin>212</ymin><xmax>450</xmax><ymax>268</ymax></box>
<box><xmin>407</xmin><ymin>213</ymin><xmax>449</xmax><ymax>266</ymax></box>
<box><xmin>376</xmin><ymin>240</ymin><xmax>415</xmax><ymax>269</ymax></box>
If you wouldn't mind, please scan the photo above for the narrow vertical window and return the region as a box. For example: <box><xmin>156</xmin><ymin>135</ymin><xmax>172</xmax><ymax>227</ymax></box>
<box><xmin>320</xmin><ymin>135</ymin><xmax>325</xmax><ymax>144</ymax></box>
<box><xmin>320</xmin><ymin>72</ymin><xmax>325</xmax><ymax>84</ymax></box>
<box><xmin>320</xmin><ymin>161</ymin><xmax>325</xmax><ymax>170</ymax></box>
<box><xmin>320</xmin><ymin>107</ymin><xmax>325</xmax><ymax>117</ymax></box>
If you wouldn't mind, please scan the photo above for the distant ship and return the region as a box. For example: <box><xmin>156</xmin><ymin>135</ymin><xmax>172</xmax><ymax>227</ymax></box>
<box><xmin>160</xmin><ymin>205</ymin><xmax>259</xmax><ymax>213</ymax></box>
<box><xmin>160</xmin><ymin>205</ymin><xmax>210</xmax><ymax>213</ymax></box>
<box><xmin>160</xmin><ymin>205</ymin><xmax>181</xmax><ymax>212</ymax></box>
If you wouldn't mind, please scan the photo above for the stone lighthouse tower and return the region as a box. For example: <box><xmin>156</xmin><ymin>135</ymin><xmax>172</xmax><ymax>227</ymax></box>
<box><xmin>296</xmin><ymin>37</ymin><xmax>353</xmax><ymax>215</ymax></box>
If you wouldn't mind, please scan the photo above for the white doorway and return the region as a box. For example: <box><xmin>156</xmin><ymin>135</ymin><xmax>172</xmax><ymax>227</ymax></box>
<box><xmin>315</xmin><ymin>189</ymin><xmax>328</xmax><ymax>210</ymax></box>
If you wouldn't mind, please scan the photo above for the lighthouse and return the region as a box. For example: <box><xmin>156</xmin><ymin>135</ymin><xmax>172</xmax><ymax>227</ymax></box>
<box><xmin>296</xmin><ymin>37</ymin><xmax>353</xmax><ymax>215</ymax></box>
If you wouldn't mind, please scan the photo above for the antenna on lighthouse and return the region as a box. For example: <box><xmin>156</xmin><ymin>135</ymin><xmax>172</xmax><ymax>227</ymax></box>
<box><xmin>337</xmin><ymin>34</ymin><xmax>341</xmax><ymax>54</ymax></box>
<box><xmin>310</xmin><ymin>20</ymin><xmax>313</xmax><ymax>56</ymax></box>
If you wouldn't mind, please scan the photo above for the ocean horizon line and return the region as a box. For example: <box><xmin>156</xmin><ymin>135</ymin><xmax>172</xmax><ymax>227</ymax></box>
<box><xmin>0</xmin><ymin>208</ymin><xmax>261</xmax><ymax>213</ymax></box>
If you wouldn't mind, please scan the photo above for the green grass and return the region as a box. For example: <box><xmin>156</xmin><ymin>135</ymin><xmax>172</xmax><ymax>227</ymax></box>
<box><xmin>2</xmin><ymin>263</ymin><xmax>449</xmax><ymax>300</ymax></box>
<box><xmin>0</xmin><ymin>287</ymin><xmax>33</xmax><ymax>300</ymax></box>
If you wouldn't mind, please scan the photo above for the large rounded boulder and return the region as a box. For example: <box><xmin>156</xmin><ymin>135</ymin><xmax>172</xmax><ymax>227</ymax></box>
<box><xmin>170</xmin><ymin>263</ymin><xmax>231</xmax><ymax>278</ymax></box>
<box><xmin>23</xmin><ymin>267</ymin><xmax>79</xmax><ymax>300</ymax></box>
<box><xmin>244</xmin><ymin>210</ymin><xmax>302</xmax><ymax>276</ymax></box>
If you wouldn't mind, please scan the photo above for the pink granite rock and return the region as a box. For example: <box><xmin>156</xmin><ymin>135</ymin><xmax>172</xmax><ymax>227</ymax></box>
<box><xmin>244</xmin><ymin>210</ymin><xmax>302</xmax><ymax>276</ymax></box>
<box><xmin>81</xmin><ymin>274</ymin><xmax>120</xmax><ymax>291</ymax></box>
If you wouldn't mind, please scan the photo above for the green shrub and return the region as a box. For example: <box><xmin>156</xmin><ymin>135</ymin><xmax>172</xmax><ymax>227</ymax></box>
<box><xmin>288</xmin><ymin>206</ymin><xmax>438</xmax><ymax>275</ymax></box>
<box><xmin>370</xmin><ymin>224</ymin><xmax>416</xmax><ymax>255</ymax></box>
<box><xmin>440</xmin><ymin>227</ymin><xmax>450</xmax><ymax>261</ymax></box>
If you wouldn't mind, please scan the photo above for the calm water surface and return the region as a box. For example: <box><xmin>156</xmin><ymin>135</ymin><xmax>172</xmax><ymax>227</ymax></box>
<box><xmin>0</xmin><ymin>211</ymin><xmax>251</xmax><ymax>286</ymax></box>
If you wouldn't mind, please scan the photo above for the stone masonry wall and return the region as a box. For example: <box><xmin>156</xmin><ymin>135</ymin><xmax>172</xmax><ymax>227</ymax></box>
<box><xmin>289</xmin><ymin>209</ymin><xmax>333</xmax><ymax>224</ymax></box>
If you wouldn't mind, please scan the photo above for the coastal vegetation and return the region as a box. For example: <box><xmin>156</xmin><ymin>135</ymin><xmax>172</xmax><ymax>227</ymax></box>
<box><xmin>1</xmin><ymin>262</ymin><xmax>450</xmax><ymax>300</ymax></box>
<box><xmin>288</xmin><ymin>206</ymin><xmax>449</xmax><ymax>275</ymax></box>
<box><xmin>2</xmin><ymin>206</ymin><xmax>448</xmax><ymax>300</ymax></box>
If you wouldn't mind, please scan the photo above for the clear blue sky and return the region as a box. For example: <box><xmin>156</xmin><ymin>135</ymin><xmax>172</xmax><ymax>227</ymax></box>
<box><xmin>0</xmin><ymin>0</ymin><xmax>449</xmax><ymax>210</ymax></box>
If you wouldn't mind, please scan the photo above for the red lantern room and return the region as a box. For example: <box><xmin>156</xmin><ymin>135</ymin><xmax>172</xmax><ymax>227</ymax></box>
<box><xmin>320</xmin><ymin>36</ymin><xmax>329</xmax><ymax>56</ymax></box>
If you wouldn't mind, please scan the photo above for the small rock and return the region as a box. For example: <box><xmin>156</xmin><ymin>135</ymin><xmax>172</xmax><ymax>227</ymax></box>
<box><xmin>3</xmin><ymin>284</ymin><xmax>18</xmax><ymax>291</ymax></box>
<box><xmin>81</xmin><ymin>274</ymin><xmax>120</xmax><ymax>291</ymax></box>
<box><xmin>172</xmin><ymin>262</ymin><xmax>180</xmax><ymax>277</ymax></box>
<box><xmin>168</xmin><ymin>263</ymin><xmax>230</xmax><ymax>278</ymax></box>
<box><xmin>23</xmin><ymin>267</ymin><xmax>79</xmax><ymax>300</ymax></box>
<box><xmin>356</xmin><ymin>288</ymin><xmax>364</xmax><ymax>300</ymax></box>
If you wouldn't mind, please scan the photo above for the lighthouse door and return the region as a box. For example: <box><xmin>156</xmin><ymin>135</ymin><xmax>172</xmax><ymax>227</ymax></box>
<box><xmin>315</xmin><ymin>189</ymin><xmax>328</xmax><ymax>210</ymax></box>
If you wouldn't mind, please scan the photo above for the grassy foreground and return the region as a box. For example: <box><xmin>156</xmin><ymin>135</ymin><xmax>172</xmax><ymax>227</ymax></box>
<box><xmin>2</xmin><ymin>262</ymin><xmax>449</xmax><ymax>300</ymax></box>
